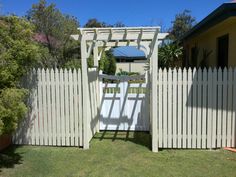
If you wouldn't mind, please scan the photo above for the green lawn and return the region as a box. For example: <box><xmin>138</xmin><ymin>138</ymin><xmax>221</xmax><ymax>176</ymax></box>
<box><xmin>1</xmin><ymin>131</ymin><xmax>236</xmax><ymax>177</ymax></box>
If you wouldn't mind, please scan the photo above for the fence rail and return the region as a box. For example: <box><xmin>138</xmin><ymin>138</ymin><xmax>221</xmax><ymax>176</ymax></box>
<box><xmin>157</xmin><ymin>67</ymin><xmax>236</xmax><ymax>149</ymax></box>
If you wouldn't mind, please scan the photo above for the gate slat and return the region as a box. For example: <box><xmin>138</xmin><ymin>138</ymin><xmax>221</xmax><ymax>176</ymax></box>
<box><xmin>64</xmin><ymin>69</ymin><xmax>70</xmax><ymax>146</ymax></box>
<box><xmin>60</xmin><ymin>69</ymin><xmax>66</xmax><ymax>146</ymax></box>
<box><xmin>211</xmin><ymin>68</ymin><xmax>217</xmax><ymax>148</ymax></box>
<box><xmin>42</xmin><ymin>69</ymin><xmax>48</xmax><ymax>145</ymax></box>
<box><xmin>177</xmin><ymin>68</ymin><xmax>182</xmax><ymax>148</ymax></box>
<box><xmin>192</xmin><ymin>68</ymin><xmax>197</xmax><ymax>148</ymax></box>
<box><xmin>187</xmin><ymin>68</ymin><xmax>192</xmax><ymax>148</ymax></box>
<box><xmin>158</xmin><ymin>69</ymin><xmax>163</xmax><ymax>148</ymax></box>
<box><xmin>51</xmin><ymin>69</ymin><xmax>56</xmax><ymax>146</ymax></box>
<box><xmin>207</xmin><ymin>68</ymin><xmax>212</xmax><ymax>148</ymax></box>
<box><xmin>46</xmin><ymin>69</ymin><xmax>52</xmax><ymax>146</ymax></box>
<box><xmin>69</xmin><ymin>69</ymin><xmax>75</xmax><ymax>146</ymax></box>
<box><xmin>202</xmin><ymin>68</ymin><xmax>207</xmax><ymax>148</ymax></box>
<box><xmin>38</xmin><ymin>69</ymin><xmax>44</xmax><ymax>145</ymax></box>
<box><xmin>168</xmin><ymin>68</ymin><xmax>172</xmax><ymax>148</ymax></box>
<box><xmin>163</xmin><ymin>68</ymin><xmax>168</xmax><ymax>148</ymax></box>
<box><xmin>227</xmin><ymin>68</ymin><xmax>233</xmax><ymax>147</ymax></box>
<box><xmin>172</xmin><ymin>69</ymin><xmax>177</xmax><ymax>148</ymax></box>
<box><xmin>182</xmin><ymin>68</ymin><xmax>187</xmax><ymax>148</ymax></box>
<box><xmin>197</xmin><ymin>68</ymin><xmax>202</xmax><ymax>148</ymax></box>
<box><xmin>73</xmin><ymin>70</ymin><xmax>79</xmax><ymax>146</ymax></box>
<box><xmin>222</xmin><ymin>68</ymin><xmax>228</xmax><ymax>147</ymax></box>
<box><xmin>217</xmin><ymin>68</ymin><xmax>223</xmax><ymax>147</ymax></box>
<box><xmin>78</xmin><ymin>70</ymin><xmax>83</xmax><ymax>146</ymax></box>
<box><xmin>55</xmin><ymin>68</ymin><xmax>61</xmax><ymax>146</ymax></box>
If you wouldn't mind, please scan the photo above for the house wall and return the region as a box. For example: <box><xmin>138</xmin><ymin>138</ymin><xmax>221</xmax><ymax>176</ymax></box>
<box><xmin>184</xmin><ymin>17</ymin><xmax>236</xmax><ymax>67</ymax></box>
<box><xmin>116</xmin><ymin>61</ymin><xmax>147</xmax><ymax>74</ymax></box>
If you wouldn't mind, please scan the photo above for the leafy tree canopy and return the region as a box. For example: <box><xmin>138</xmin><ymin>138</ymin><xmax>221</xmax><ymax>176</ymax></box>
<box><xmin>0</xmin><ymin>16</ymin><xmax>41</xmax><ymax>89</ymax></box>
<box><xmin>169</xmin><ymin>10</ymin><xmax>196</xmax><ymax>40</ymax></box>
<box><xmin>27</xmin><ymin>0</ymin><xmax>80</xmax><ymax>67</ymax></box>
<box><xmin>84</xmin><ymin>18</ymin><xmax>125</xmax><ymax>28</ymax></box>
<box><xmin>0</xmin><ymin>16</ymin><xmax>41</xmax><ymax>135</ymax></box>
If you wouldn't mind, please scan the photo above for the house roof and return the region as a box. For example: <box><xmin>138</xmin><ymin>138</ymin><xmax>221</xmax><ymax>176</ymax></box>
<box><xmin>112</xmin><ymin>46</ymin><xmax>146</xmax><ymax>60</ymax></box>
<box><xmin>181</xmin><ymin>2</ymin><xmax>236</xmax><ymax>41</ymax></box>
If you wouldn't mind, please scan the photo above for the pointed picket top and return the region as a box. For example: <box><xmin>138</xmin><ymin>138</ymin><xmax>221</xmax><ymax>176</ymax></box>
<box><xmin>218</xmin><ymin>67</ymin><xmax>222</xmax><ymax>73</ymax></box>
<box><xmin>73</xmin><ymin>68</ymin><xmax>77</xmax><ymax>75</ymax></box>
<box><xmin>173</xmin><ymin>68</ymin><xmax>177</xmax><ymax>74</ymax></box>
<box><xmin>177</xmin><ymin>67</ymin><xmax>182</xmax><ymax>73</ymax></box>
<box><xmin>187</xmin><ymin>67</ymin><xmax>192</xmax><ymax>72</ymax></box>
<box><xmin>228</xmin><ymin>67</ymin><xmax>233</xmax><ymax>73</ymax></box>
<box><xmin>59</xmin><ymin>68</ymin><xmax>64</xmax><ymax>74</ymax></box>
<box><xmin>208</xmin><ymin>67</ymin><xmax>212</xmax><ymax>73</ymax></box>
<box><xmin>49</xmin><ymin>68</ymin><xmax>54</xmax><ymax>75</ymax></box>
<box><xmin>68</xmin><ymin>68</ymin><xmax>72</xmax><ymax>76</ymax></box>
<box><xmin>41</xmin><ymin>68</ymin><xmax>46</xmax><ymax>74</ymax></box>
<box><xmin>55</xmin><ymin>67</ymin><xmax>59</xmax><ymax>74</ymax></box>
<box><xmin>187</xmin><ymin>67</ymin><xmax>192</xmax><ymax>81</ymax></box>
<box><xmin>213</xmin><ymin>67</ymin><xmax>217</xmax><ymax>73</ymax></box>
<box><xmin>64</xmin><ymin>68</ymin><xmax>68</xmax><ymax>75</ymax></box>
<box><xmin>223</xmin><ymin>67</ymin><xmax>228</xmax><ymax>74</ymax></box>
<box><xmin>168</xmin><ymin>67</ymin><xmax>172</xmax><ymax>73</ymax></box>
<box><xmin>163</xmin><ymin>67</ymin><xmax>167</xmax><ymax>73</ymax></box>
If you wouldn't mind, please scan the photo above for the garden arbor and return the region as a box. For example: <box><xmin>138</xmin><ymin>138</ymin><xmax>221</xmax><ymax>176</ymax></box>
<box><xmin>74</xmin><ymin>27</ymin><xmax>167</xmax><ymax>152</ymax></box>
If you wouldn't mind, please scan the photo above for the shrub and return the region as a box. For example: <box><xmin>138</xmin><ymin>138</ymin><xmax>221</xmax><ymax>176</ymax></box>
<box><xmin>0</xmin><ymin>88</ymin><xmax>27</xmax><ymax>135</ymax></box>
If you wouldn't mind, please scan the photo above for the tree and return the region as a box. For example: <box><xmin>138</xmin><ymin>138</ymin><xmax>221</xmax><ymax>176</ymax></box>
<box><xmin>84</xmin><ymin>18</ymin><xmax>107</xmax><ymax>28</ymax></box>
<box><xmin>84</xmin><ymin>18</ymin><xmax>125</xmax><ymax>28</ymax></box>
<box><xmin>169</xmin><ymin>10</ymin><xmax>196</xmax><ymax>40</ymax></box>
<box><xmin>0</xmin><ymin>16</ymin><xmax>41</xmax><ymax>135</ymax></box>
<box><xmin>99</xmin><ymin>50</ymin><xmax>116</xmax><ymax>75</ymax></box>
<box><xmin>27</xmin><ymin>0</ymin><xmax>80</xmax><ymax>67</ymax></box>
<box><xmin>113</xmin><ymin>21</ymin><xmax>125</xmax><ymax>27</ymax></box>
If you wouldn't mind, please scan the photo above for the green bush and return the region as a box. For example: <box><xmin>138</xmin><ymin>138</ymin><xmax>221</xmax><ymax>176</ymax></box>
<box><xmin>0</xmin><ymin>89</ymin><xmax>27</xmax><ymax>135</ymax></box>
<box><xmin>99</xmin><ymin>50</ymin><xmax>116</xmax><ymax>75</ymax></box>
<box><xmin>0</xmin><ymin>16</ymin><xmax>39</xmax><ymax>135</ymax></box>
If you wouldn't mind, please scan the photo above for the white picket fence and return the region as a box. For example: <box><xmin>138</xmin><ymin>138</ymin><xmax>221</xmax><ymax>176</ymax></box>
<box><xmin>13</xmin><ymin>68</ymin><xmax>99</xmax><ymax>147</ymax></box>
<box><xmin>13</xmin><ymin>67</ymin><xmax>236</xmax><ymax>150</ymax></box>
<box><xmin>156</xmin><ymin>68</ymin><xmax>236</xmax><ymax>149</ymax></box>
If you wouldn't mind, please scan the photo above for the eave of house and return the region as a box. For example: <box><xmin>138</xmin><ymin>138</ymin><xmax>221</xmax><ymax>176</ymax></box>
<box><xmin>181</xmin><ymin>2</ymin><xmax>236</xmax><ymax>41</ymax></box>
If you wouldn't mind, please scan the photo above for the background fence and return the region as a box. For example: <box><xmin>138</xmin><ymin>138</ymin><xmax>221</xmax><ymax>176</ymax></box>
<box><xmin>156</xmin><ymin>67</ymin><xmax>236</xmax><ymax>149</ymax></box>
<box><xmin>13</xmin><ymin>68</ymin><xmax>98</xmax><ymax>147</ymax></box>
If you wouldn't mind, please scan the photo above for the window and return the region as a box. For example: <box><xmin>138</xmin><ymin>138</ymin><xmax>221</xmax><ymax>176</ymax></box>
<box><xmin>217</xmin><ymin>34</ymin><xmax>229</xmax><ymax>68</ymax></box>
<box><xmin>191</xmin><ymin>46</ymin><xmax>198</xmax><ymax>66</ymax></box>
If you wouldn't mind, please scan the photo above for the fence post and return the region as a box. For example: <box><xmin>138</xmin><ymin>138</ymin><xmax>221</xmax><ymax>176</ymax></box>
<box><xmin>81</xmin><ymin>38</ymin><xmax>90</xmax><ymax>149</ymax></box>
<box><xmin>151</xmin><ymin>34</ymin><xmax>159</xmax><ymax>152</ymax></box>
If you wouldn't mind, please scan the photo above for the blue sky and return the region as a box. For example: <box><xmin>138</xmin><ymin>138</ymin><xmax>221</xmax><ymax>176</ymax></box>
<box><xmin>0</xmin><ymin>0</ymin><xmax>228</xmax><ymax>29</ymax></box>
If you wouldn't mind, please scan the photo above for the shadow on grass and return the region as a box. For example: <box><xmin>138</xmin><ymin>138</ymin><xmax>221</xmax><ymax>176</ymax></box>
<box><xmin>94</xmin><ymin>131</ymin><xmax>151</xmax><ymax>150</ymax></box>
<box><xmin>0</xmin><ymin>145</ymin><xmax>23</xmax><ymax>172</ymax></box>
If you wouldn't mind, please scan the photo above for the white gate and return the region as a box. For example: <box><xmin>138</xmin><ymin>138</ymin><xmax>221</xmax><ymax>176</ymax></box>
<box><xmin>99</xmin><ymin>74</ymin><xmax>150</xmax><ymax>131</ymax></box>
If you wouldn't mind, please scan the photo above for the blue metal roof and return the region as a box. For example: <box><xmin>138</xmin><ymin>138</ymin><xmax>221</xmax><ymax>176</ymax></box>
<box><xmin>112</xmin><ymin>46</ymin><xmax>146</xmax><ymax>58</ymax></box>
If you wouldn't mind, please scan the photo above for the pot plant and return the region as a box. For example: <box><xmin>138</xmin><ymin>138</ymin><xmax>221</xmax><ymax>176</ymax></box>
<box><xmin>0</xmin><ymin>88</ymin><xmax>27</xmax><ymax>151</ymax></box>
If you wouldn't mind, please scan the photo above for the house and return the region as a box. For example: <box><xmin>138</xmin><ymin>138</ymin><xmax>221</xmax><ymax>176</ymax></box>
<box><xmin>112</xmin><ymin>46</ymin><xmax>147</xmax><ymax>74</ymax></box>
<box><xmin>182</xmin><ymin>1</ymin><xmax>236</xmax><ymax>68</ymax></box>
